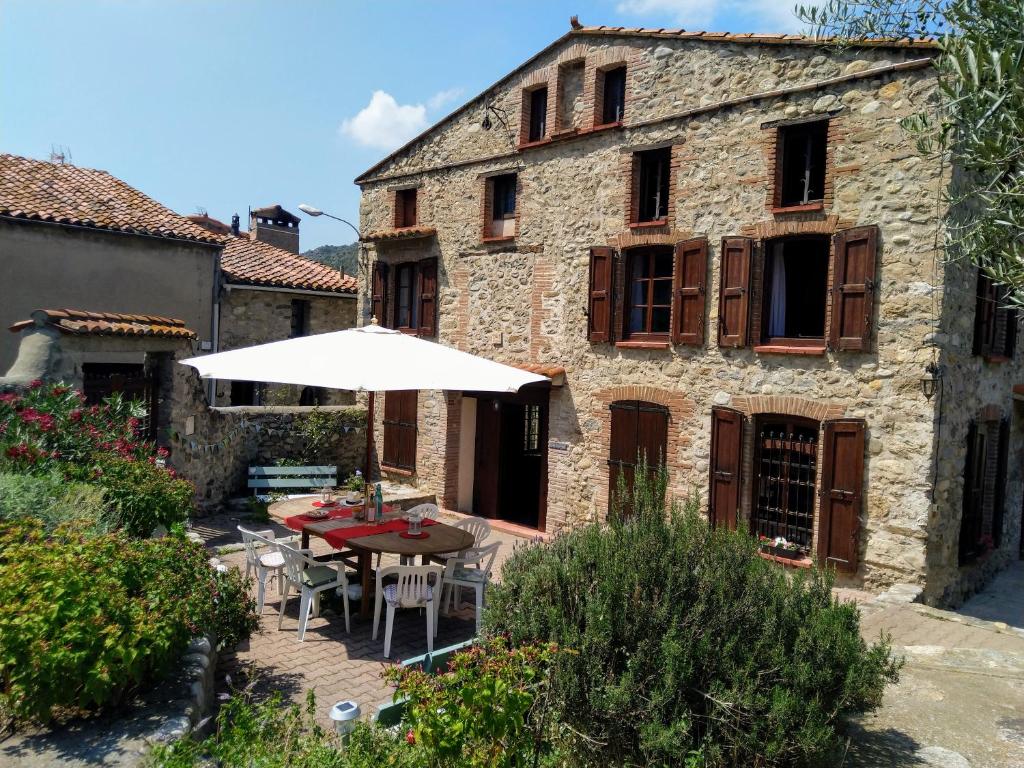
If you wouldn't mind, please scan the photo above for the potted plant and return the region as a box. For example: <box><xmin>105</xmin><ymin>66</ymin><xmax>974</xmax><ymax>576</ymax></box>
<box><xmin>344</xmin><ymin>472</ymin><xmax>364</xmax><ymax>503</ymax></box>
<box><xmin>758</xmin><ymin>535</ymin><xmax>803</xmax><ymax>560</ymax></box>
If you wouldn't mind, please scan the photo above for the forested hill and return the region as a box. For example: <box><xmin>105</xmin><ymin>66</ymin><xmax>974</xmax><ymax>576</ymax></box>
<box><xmin>302</xmin><ymin>243</ymin><xmax>359</xmax><ymax>277</ymax></box>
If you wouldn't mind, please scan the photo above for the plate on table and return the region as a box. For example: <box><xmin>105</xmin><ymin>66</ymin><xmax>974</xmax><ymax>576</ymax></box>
<box><xmin>306</xmin><ymin>509</ymin><xmax>330</xmax><ymax>520</ymax></box>
<box><xmin>399</xmin><ymin>531</ymin><xmax>430</xmax><ymax>540</ymax></box>
<box><xmin>342</xmin><ymin>499</ymin><xmax>363</xmax><ymax>507</ymax></box>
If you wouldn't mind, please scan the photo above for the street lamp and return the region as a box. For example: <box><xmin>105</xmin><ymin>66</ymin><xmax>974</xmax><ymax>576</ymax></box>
<box><xmin>298</xmin><ymin>203</ymin><xmax>361</xmax><ymax>240</ymax></box>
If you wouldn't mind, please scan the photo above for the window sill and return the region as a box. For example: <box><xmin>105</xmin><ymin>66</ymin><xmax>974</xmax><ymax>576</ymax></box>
<box><xmin>983</xmin><ymin>354</ymin><xmax>1010</xmax><ymax>364</ymax></box>
<box><xmin>381</xmin><ymin>465</ymin><xmax>415</xmax><ymax>477</ymax></box>
<box><xmin>592</xmin><ymin>120</ymin><xmax>623</xmax><ymax>132</ymax></box>
<box><xmin>615</xmin><ymin>340</ymin><xmax>670</xmax><ymax>350</ymax></box>
<box><xmin>772</xmin><ymin>202</ymin><xmax>824</xmax><ymax>214</ymax></box>
<box><xmin>758</xmin><ymin>551</ymin><xmax>813</xmax><ymax>569</ymax></box>
<box><xmin>517</xmin><ymin>137</ymin><xmax>551</xmax><ymax>150</ymax></box>
<box><xmin>516</xmin><ymin>122</ymin><xmax>623</xmax><ymax>154</ymax></box>
<box><xmin>754</xmin><ymin>344</ymin><xmax>827</xmax><ymax>356</ymax></box>
<box><xmin>482</xmin><ymin>235</ymin><xmax>516</xmax><ymax>244</ymax></box>
<box><xmin>628</xmin><ymin>220</ymin><xmax>669</xmax><ymax>229</ymax></box>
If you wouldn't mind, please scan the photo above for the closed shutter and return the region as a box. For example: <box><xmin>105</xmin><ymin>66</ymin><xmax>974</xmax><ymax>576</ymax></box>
<box><xmin>587</xmin><ymin>247</ymin><xmax>616</xmax><ymax>342</ymax></box>
<box><xmin>371</xmin><ymin>261</ymin><xmax>389</xmax><ymax>327</ymax></box>
<box><xmin>382</xmin><ymin>390</ymin><xmax>417</xmax><ymax>472</ymax></box>
<box><xmin>717</xmin><ymin>237</ymin><xmax>752</xmax><ymax>347</ymax></box>
<box><xmin>817</xmin><ymin>419</ymin><xmax>866</xmax><ymax>572</ymax></box>
<box><xmin>709</xmin><ymin>406</ymin><xmax>744</xmax><ymax>530</ymax></box>
<box><xmin>829</xmin><ymin>226</ymin><xmax>878</xmax><ymax>351</ymax></box>
<box><xmin>608</xmin><ymin>400</ymin><xmax>668</xmax><ymax>518</ymax></box>
<box><xmin>417</xmin><ymin>258</ymin><xmax>437</xmax><ymax>337</ymax></box>
<box><xmin>958</xmin><ymin>421</ymin><xmax>986</xmax><ymax>562</ymax></box>
<box><xmin>973</xmin><ymin>270</ymin><xmax>996</xmax><ymax>356</ymax></box>
<box><xmin>672</xmin><ymin>237</ymin><xmax>707</xmax><ymax>346</ymax></box>
<box><xmin>993</xmin><ymin>418</ymin><xmax>1010</xmax><ymax>547</ymax></box>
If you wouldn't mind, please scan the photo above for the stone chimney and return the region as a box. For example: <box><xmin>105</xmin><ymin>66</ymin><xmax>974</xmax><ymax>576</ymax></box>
<box><xmin>231</xmin><ymin>213</ymin><xmax>240</xmax><ymax>236</ymax></box>
<box><xmin>249</xmin><ymin>204</ymin><xmax>300</xmax><ymax>253</ymax></box>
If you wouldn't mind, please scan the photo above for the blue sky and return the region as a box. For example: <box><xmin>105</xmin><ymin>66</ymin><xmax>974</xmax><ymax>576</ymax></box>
<box><xmin>0</xmin><ymin>1</ymin><xmax>810</xmax><ymax>250</ymax></box>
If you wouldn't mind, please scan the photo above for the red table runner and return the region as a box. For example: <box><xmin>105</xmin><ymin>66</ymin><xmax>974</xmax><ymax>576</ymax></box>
<box><xmin>284</xmin><ymin>506</ymin><xmax>354</xmax><ymax>531</ymax></box>
<box><xmin>322</xmin><ymin>518</ymin><xmax>437</xmax><ymax>550</ymax></box>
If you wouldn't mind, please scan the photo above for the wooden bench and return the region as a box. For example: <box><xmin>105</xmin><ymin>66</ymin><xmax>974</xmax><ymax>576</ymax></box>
<box><xmin>247</xmin><ymin>465</ymin><xmax>338</xmax><ymax>497</ymax></box>
<box><xmin>373</xmin><ymin>639</ymin><xmax>476</xmax><ymax>727</ymax></box>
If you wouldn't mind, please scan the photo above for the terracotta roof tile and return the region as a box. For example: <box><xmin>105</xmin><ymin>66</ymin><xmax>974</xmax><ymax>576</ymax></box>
<box><xmin>362</xmin><ymin>225</ymin><xmax>437</xmax><ymax>242</ymax></box>
<box><xmin>10</xmin><ymin>309</ymin><xmax>197</xmax><ymax>339</ymax></box>
<box><xmin>0</xmin><ymin>154</ymin><xmax>225</xmax><ymax>245</ymax></box>
<box><xmin>577</xmin><ymin>25</ymin><xmax>938</xmax><ymax>49</ymax></box>
<box><xmin>221</xmin><ymin>236</ymin><xmax>357</xmax><ymax>294</ymax></box>
<box><xmin>514</xmin><ymin>362</ymin><xmax>566</xmax><ymax>384</ymax></box>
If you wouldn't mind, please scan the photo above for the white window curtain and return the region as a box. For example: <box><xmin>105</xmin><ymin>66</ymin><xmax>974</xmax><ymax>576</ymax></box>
<box><xmin>768</xmin><ymin>242</ymin><xmax>787</xmax><ymax>338</ymax></box>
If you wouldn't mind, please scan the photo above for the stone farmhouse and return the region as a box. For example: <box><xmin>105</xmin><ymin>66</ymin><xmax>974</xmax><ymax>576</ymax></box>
<box><xmin>355</xmin><ymin>23</ymin><xmax>1023</xmax><ymax>604</ymax></box>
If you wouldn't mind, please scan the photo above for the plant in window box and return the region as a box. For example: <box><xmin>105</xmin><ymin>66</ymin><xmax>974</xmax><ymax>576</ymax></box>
<box><xmin>758</xmin><ymin>534</ymin><xmax>803</xmax><ymax>560</ymax></box>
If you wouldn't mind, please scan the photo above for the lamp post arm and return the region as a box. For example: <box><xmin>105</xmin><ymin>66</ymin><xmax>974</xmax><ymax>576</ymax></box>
<box><xmin>319</xmin><ymin>212</ymin><xmax>361</xmax><ymax>240</ymax></box>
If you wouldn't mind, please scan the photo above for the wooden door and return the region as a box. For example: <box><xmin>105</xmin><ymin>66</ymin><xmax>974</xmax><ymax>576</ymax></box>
<box><xmin>709</xmin><ymin>406</ymin><xmax>744</xmax><ymax>530</ymax></box>
<box><xmin>817</xmin><ymin>419</ymin><xmax>866</xmax><ymax>572</ymax></box>
<box><xmin>473</xmin><ymin>398</ymin><xmax>502</xmax><ymax>519</ymax></box>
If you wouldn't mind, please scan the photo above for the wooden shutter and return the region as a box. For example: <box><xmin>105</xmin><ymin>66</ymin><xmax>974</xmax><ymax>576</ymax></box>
<box><xmin>608</xmin><ymin>400</ymin><xmax>668</xmax><ymax>518</ymax></box>
<box><xmin>371</xmin><ymin>261</ymin><xmax>389</xmax><ymax>327</ymax></box>
<box><xmin>973</xmin><ymin>270</ymin><xmax>996</xmax><ymax>356</ymax></box>
<box><xmin>588</xmin><ymin>247</ymin><xmax>616</xmax><ymax>342</ymax></box>
<box><xmin>382</xmin><ymin>390</ymin><xmax>417</xmax><ymax>472</ymax></box>
<box><xmin>709</xmin><ymin>406</ymin><xmax>744</xmax><ymax>530</ymax></box>
<box><xmin>717</xmin><ymin>237</ymin><xmax>752</xmax><ymax>347</ymax></box>
<box><xmin>672</xmin><ymin>237</ymin><xmax>707</xmax><ymax>345</ymax></box>
<box><xmin>817</xmin><ymin>419</ymin><xmax>866</xmax><ymax>572</ymax></box>
<box><xmin>958</xmin><ymin>421</ymin><xmax>986</xmax><ymax>562</ymax></box>
<box><xmin>992</xmin><ymin>418</ymin><xmax>1010</xmax><ymax>547</ymax></box>
<box><xmin>829</xmin><ymin>226</ymin><xmax>878</xmax><ymax>351</ymax></box>
<box><xmin>417</xmin><ymin>258</ymin><xmax>437</xmax><ymax>337</ymax></box>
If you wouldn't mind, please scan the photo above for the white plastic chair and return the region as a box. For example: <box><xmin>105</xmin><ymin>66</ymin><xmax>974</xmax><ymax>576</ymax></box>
<box><xmin>440</xmin><ymin>542</ymin><xmax>500</xmax><ymax>632</ymax></box>
<box><xmin>276</xmin><ymin>542</ymin><xmax>356</xmax><ymax>641</ymax></box>
<box><xmin>390</xmin><ymin>503</ymin><xmax>442</xmax><ymax>566</ymax></box>
<box><xmin>427</xmin><ymin>516</ymin><xmax>492</xmax><ymax>566</ymax></box>
<box><xmin>238</xmin><ymin>526</ymin><xmax>286</xmax><ymax>614</ymax></box>
<box><xmin>372</xmin><ymin>564</ymin><xmax>443</xmax><ymax>658</ymax></box>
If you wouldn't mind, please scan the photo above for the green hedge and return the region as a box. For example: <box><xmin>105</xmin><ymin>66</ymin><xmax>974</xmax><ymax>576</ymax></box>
<box><xmin>0</xmin><ymin>520</ymin><xmax>258</xmax><ymax>726</ymax></box>
<box><xmin>484</xmin><ymin>468</ymin><xmax>900</xmax><ymax>767</ymax></box>
<box><xmin>0</xmin><ymin>471</ymin><xmax>111</xmax><ymax>534</ymax></box>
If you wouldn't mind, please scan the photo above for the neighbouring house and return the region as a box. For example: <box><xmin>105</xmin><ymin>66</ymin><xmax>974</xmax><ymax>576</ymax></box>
<box><xmin>354</xmin><ymin>22</ymin><xmax>1023</xmax><ymax>605</ymax></box>
<box><xmin>0</xmin><ymin>153</ymin><xmax>224</xmax><ymax>432</ymax></box>
<box><xmin>186</xmin><ymin>205</ymin><xmax>359</xmax><ymax>407</ymax></box>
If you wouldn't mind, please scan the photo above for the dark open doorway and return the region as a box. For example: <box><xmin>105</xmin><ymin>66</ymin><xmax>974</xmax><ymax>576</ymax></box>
<box><xmin>471</xmin><ymin>383</ymin><xmax>549</xmax><ymax>531</ymax></box>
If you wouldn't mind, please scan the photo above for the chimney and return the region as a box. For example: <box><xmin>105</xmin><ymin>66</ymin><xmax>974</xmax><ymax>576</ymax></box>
<box><xmin>231</xmin><ymin>213</ymin><xmax>240</xmax><ymax>237</ymax></box>
<box><xmin>249</xmin><ymin>204</ymin><xmax>300</xmax><ymax>253</ymax></box>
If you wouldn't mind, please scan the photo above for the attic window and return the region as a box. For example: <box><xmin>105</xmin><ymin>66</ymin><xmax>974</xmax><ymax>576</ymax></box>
<box><xmin>395</xmin><ymin>188</ymin><xmax>418</xmax><ymax>228</ymax></box>
<box><xmin>525</xmin><ymin>87</ymin><xmax>548</xmax><ymax>143</ymax></box>
<box><xmin>632</xmin><ymin>147</ymin><xmax>671</xmax><ymax>224</ymax></box>
<box><xmin>776</xmin><ymin>120</ymin><xmax>828</xmax><ymax>208</ymax></box>
<box><xmin>600</xmin><ymin>66</ymin><xmax>627</xmax><ymax>125</ymax></box>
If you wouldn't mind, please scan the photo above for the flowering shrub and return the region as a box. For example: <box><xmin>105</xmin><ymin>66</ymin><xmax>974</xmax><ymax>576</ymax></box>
<box><xmin>0</xmin><ymin>471</ymin><xmax>112</xmax><ymax>534</ymax></box>
<box><xmin>0</xmin><ymin>382</ymin><xmax>194</xmax><ymax>536</ymax></box>
<box><xmin>0</xmin><ymin>520</ymin><xmax>257</xmax><ymax>726</ymax></box>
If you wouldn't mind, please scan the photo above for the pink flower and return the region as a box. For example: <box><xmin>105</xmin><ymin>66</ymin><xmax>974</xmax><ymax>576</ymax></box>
<box><xmin>0</xmin><ymin>392</ymin><xmax>18</xmax><ymax>404</ymax></box>
<box><xmin>69</xmin><ymin>409</ymin><xmax>83</xmax><ymax>423</ymax></box>
<box><xmin>405</xmin><ymin>729</ymin><xmax>416</xmax><ymax>745</ymax></box>
<box><xmin>51</xmin><ymin>385</ymin><xmax>69</xmax><ymax>396</ymax></box>
<box><xmin>28</xmin><ymin>379</ymin><xmax>43</xmax><ymax>389</ymax></box>
<box><xmin>156</xmin><ymin>446</ymin><xmax>170</xmax><ymax>459</ymax></box>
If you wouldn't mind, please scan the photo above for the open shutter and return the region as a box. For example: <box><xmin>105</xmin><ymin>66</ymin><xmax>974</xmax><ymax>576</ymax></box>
<box><xmin>829</xmin><ymin>226</ymin><xmax>878</xmax><ymax>351</ymax></box>
<box><xmin>709</xmin><ymin>406</ymin><xmax>744</xmax><ymax>530</ymax></box>
<box><xmin>371</xmin><ymin>261</ymin><xmax>389</xmax><ymax>327</ymax></box>
<box><xmin>672</xmin><ymin>237</ymin><xmax>708</xmax><ymax>345</ymax></box>
<box><xmin>992</xmin><ymin>418</ymin><xmax>1010</xmax><ymax>547</ymax></box>
<box><xmin>382</xmin><ymin>390</ymin><xmax>417</xmax><ymax>472</ymax></box>
<box><xmin>587</xmin><ymin>246</ymin><xmax>615</xmax><ymax>342</ymax></box>
<box><xmin>973</xmin><ymin>270</ymin><xmax>996</xmax><ymax>356</ymax></box>
<box><xmin>417</xmin><ymin>258</ymin><xmax>437</xmax><ymax>337</ymax></box>
<box><xmin>717</xmin><ymin>237</ymin><xmax>752</xmax><ymax>347</ymax></box>
<box><xmin>818</xmin><ymin>419</ymin><xmax>865</xmax><ymax>572</ymax></box>
<box><xmin>958</xmin><ymin>421</ymin><xmax>986</xmax><ymax>562</ymax></box>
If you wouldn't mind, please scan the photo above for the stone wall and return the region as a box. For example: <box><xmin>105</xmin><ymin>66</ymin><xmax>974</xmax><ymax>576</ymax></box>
<box><xmin>355</xmin><ymin>32</ymin><xmax>1023</xmax><ymax>602</ymax></box>
<box><xmin>168</xmin><ymin>361</ymin><xmax>366</xmax><ymax>512</ymax></box>
<box><xmin>214</xmin><ymin>286</ymin><xmax>357</xmax><ymax>406</ymax></box>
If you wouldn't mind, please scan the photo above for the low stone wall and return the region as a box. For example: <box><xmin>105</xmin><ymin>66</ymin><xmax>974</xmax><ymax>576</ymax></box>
<box><xmin>169</xmin><ymin>362</ymin><xmax>367</xmax><ymax>512</ymax></box>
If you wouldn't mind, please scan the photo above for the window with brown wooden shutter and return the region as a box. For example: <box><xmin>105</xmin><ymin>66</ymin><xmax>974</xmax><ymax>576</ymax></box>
<box><xmin>829</xmin><ymin>226</ymin><xmax>878</xmax><ymax>352</ymax></box>
<box><xmin>608</xmin><ymin>400</ymin><xmax>668</xmax><ymax>518</ymax></box>
<box><xmin>395</xmin><ymin>188</ymin><xmax>418</xmax><ymax>228</ymax></box>
<box><xmin>417</xmin><ymin>258</ymin><xmax>437</xmax><ymax>337</ymax></box>
<box><xmin>958</xmin><ymin>421</ymin><xmax>986</xmax><ymax>564</ymax></box>
<box><xmin>992</xmin><ymin>418</ymin><xmax>1010</xmax><ymax>547</ymax></box>
<box><xmin>717</xmin><ymin>237</ymin><xmax>752</xmax><ymax>347</ymax></box>
<box><xmin>672</xmin><ymin>237</ymin><xmax>707</xmax><ymax>345</ymax></box>
<box><xmin>588</xmin><ymin>246</ymin><xmax>616</xmax><ymax>342</ymax></box>
<box><xmin>817</xmin><ymin>419</ymin><xmax>866</xmax><ymax>572</ymax></box>
<box><xmin>709</xmin><ymin>406</ymin><xmax>744</xmax><ymax>530</ymax></box>
<box><xmin>382</xmin><ymin>390</ymin><xmax>418</xmax><ymax>472</ymax></box>
<box><xmin>371</xmin><ymin>261</ymin><xmax>389</xmax><ymax>327</ymax></box>
<box><xmin>973</xmin><ymin>270</ymin><xmax>1018</xmax><ymax>360</ymax></box>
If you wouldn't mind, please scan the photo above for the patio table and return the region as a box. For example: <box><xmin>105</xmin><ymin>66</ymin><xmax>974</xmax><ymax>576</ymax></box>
<box><xmin>268</xmin><ymin>497</ymin><xmax>474</xmax><ymax>619</ymax></box>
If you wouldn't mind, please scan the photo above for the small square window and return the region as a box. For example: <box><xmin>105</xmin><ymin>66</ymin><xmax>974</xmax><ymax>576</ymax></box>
<box><xmin>290</xmin><ymin>299</ymin><xmax>310</xmax><ymax>338</ymax></box>
<box><xmin>601</xmin><ymin>66</ymin><xmax>626</xmax><ymax>125</ymax></box>
<box><xmin>528</xmin><ymin>87</ymin><xmax>548</xmax><ymax>142</ymax></box>
<box><xmin>395</xmin><ymin>188</ymin><xmax>417</xmax><ymax>228</ymax></box>
<box><xmin>777</xmin><ymin>121</ymin><xmax>828</xmax><ymax>208</ymax></box>
<box><xmin>634</xmin><ymin>147</ymin><xmax>670</xmax><ymax>223</ymax></box>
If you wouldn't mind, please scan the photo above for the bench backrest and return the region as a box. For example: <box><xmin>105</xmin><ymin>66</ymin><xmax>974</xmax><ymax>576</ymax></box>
<box><xmin>247</xmin><ymin>465</ymin><xmax>338</xmax><ymax>492</ymax></box>
<box><xmin>373</xmin><ymin>639</ymin><xmax>477</xmax><ymax>727</ymax></box>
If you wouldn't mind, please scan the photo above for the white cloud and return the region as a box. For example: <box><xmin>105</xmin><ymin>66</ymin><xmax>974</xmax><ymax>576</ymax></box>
<box><xmin>615</xmin><ymin>0</ymin><xmax>816</xmax><ymax>33</ymax></box>
<box><xmin>340</xmin><ymin>87</ymin><xmax>466</xmax><ymax>152</ymax></box>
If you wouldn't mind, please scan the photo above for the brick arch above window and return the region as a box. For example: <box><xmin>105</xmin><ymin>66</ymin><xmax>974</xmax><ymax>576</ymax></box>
<box><xmin>741</xmin><ymin>215</ymin><xmax>851</xmax><ymax>239</ymax></box>
<box><xmin>594</xmin><ymin>385</ymin><xmax>689</xmax><ymax>415</ymax></box>
<box><xmin>730</xmin><ymin>394</ymin><xmax>846</xmax><ymax>422</ymax></box>
<box><xmin>611</xmin><ymin>230</ymin><xmax>693</xmax><ymax>250</ymax></box>
<box><xmin>518</xmin><ymin>66</ymin><xmax>552</xmax><ymax>90</ymax></box>
<box><xmin>555</xmin><ymin>43</ymin><xmax>590</xmax><ymax>66</ymax></box>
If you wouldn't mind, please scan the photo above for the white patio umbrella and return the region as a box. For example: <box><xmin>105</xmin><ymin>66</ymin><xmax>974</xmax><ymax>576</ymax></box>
<box><xmin>180</xmin><ymin>323</ymin><xmax>549</xmax><ymax>477</ymax></box>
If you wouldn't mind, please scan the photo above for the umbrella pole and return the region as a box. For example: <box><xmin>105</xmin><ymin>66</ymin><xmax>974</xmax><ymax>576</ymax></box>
<box><xmin>365</xmin><ymin>391</ymin><xmax>375</xmax><ymax>481</ymax></box>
